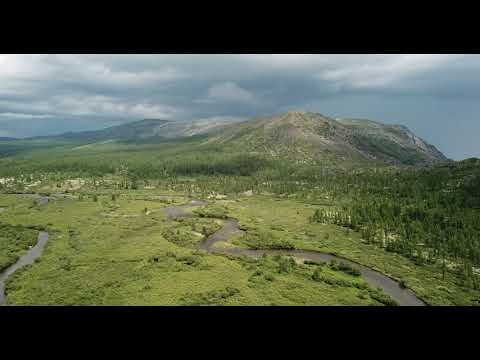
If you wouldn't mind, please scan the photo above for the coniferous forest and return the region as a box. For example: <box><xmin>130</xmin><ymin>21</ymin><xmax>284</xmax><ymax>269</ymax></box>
<box><xmin>2</xmin><ymin>54</ymin><xmax>480</xmax><ymax>308</ymax></box>
<box><xmin>0</xmin><ymin>127</ymin><xmax>479</xmax><ymax>306</ymax></box>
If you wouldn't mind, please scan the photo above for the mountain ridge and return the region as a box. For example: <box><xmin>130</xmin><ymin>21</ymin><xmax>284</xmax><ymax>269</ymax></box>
<box><xmin>204</xmin><ymin>111</ymin><xmax>448</xmax><ymax>166</ymax></box>
<box><xmin>30</xmin><ymin>118</ymin><xmax>236</xmax><ymax>142</ymax></box>
<box><xmin>22</xmin><ymin>111</ymin><xmax>448</xmax><ymax>166</ymax></box>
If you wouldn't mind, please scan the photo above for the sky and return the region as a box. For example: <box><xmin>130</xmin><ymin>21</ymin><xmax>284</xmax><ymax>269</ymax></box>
<box><xmin>0</xmin><ymin>54</ymin><xmax>479</xmax><ymax>160</ymax></box>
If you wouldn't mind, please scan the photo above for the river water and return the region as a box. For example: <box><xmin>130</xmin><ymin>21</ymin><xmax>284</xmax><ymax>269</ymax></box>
<box><xmin>0</xmin><ymin>196</ymin><xmax>426</xmax><ymax>306</ymax></box>
<box><xmin>167</xmin><ymin>200</ymin><xmax>426</xmax><ymax>306</ymax></box>
<box><xmin>0</xmin><ymin>231</ymin><xmax>49</xmax><ymax>305</ymax></box>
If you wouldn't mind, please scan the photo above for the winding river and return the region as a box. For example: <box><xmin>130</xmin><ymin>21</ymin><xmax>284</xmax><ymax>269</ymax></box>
<box><xmin>165</xmin><ymin>200</ymin><xmax>426</xmax><ymax>306</ymax></box>
<box><xmin>0</xmin><ymin>231</ymin><xmax>49</xmax><ymax>305</ymax></box>
<box><xmin>0</xmin><ymin>195</ymin><xmax>51</xmax><ymax>305</ymax></box>
<box><xmin>0</xmin><ymin>195</ymin><xmax>426</xmax><ymax>306</ymax></box>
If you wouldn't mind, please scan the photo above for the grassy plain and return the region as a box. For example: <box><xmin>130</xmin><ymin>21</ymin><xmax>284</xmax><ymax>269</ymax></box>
<box><xmin>0</xmin><ymin>195</ymin><xmax>40</xmax><ymax>272</ymax></box>
<box><xmin>0</xmin><ymin>192</ymin><xmax>397</xmax><ymax>306</ymax></box>
<box><xmin>220</xmin><ymin>196</ymin><xmax>480</xmax><ymax>305</ymax></box>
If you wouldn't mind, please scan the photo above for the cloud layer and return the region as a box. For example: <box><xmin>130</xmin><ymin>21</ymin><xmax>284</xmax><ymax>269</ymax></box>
<box><xmin>0</xmin><ymin>54</ymin><xmax>479</xmax><ymax>159</ymax></box>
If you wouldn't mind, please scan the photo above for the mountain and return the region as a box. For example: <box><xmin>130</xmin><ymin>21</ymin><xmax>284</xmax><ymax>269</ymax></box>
<box><xmin>0</xmin><ymin>137</ymin><xmax>17</xmax><ymax>141</ymax></box>
<box><xmin>37</xmin><ymin>119</ymin><xmax>171</xmax><ymax>141</ymax></box>
<box><xmin>204</xmin><ymin>111</ymin><xmax>448</xmax><ymax>166</ymax></box>
<box><xmin>29</xmin><ymin>111</ymin><xmax>447</xmax><ymax>166</ymax></box>
<box><xmin>35</xmin><ymin>118</ymin><xmax>235</xmax><ymax>142</ymax></box>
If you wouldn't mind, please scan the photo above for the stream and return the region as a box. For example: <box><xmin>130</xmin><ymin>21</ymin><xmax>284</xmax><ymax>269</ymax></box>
<box><xmin>0</xmin><ymin>195</ymin><xmax>426</xmax><ymax>306</ymax></box>
<box><xmin>166</xmin><ymin>199</ymin><xmax>426</xmax><ymax>306</ymax></box>
<box><xmin>0</xmin><ymin>195</ymin><xmax>51</xmax><ymax>305</ymax></box>
<box><xmin>0</xmin><ymin>231</ymin><xmax>49</xmax><ymax>305</ymax></box>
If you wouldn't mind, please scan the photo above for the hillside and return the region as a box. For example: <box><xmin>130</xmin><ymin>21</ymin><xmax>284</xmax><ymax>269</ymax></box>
<box><xmin>36</xmin><ymin>118</ymin><xmax>233</xmax><ymax>142</ymax></box>
<box><xmin>205</xmin><ymin>111</ymin><xmax>447</xmax><ymax>166</ymax></box>
<box><xmin>18</xmin><ymin>111</ymin><xmax>448</xmax><ymax>167</ymax></box>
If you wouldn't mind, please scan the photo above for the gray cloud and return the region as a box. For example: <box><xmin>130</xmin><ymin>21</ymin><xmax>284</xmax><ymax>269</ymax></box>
<box><xmin>0</xmin><ymin>54</ymin><xmax>479</xmax><ymax>159</ymax></box>
<box><xmin>199</xmin><ymin>82</ymin><xmax>257</xmax><ymax>104</ymax></box>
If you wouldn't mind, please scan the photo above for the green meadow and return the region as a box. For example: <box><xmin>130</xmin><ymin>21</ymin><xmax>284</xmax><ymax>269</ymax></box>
<box><xmin>0</xmin><ymin>135</ymin><xmax>479</xmax><ymax>306</ymax></box>
<box><xmin>0</xmin><ymin>192</ymin><xmax>400</xmax><ymax>306</ymax></box>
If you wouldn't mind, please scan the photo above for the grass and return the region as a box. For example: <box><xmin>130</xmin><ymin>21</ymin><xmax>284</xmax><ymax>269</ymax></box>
<box><xmin>221</xmin><ymin>195</ymin><xmax>480</xmax><ymax>306</ymax></box>
<box><xmin>0</xmin><ymin>195</ymin><xmax>41</xmax><ymax>271</ymax></box>
<box><xmin>0</xmin><ymin>118</ymin><xmax>477</xmax><ymax>306</ymax></box>
<box><xmin>194</xmin><ymin>204</ymin><xmax>229</xmax><ymax>219</ymax></box>
<box><xmin>0</xmin><ymin>192</ymin><xmax>393</xmax><ymax>306</ymax></box>
<box><xmin>0</xmin><ymin>223</ymin><xmax>38</xmax><ymax>272</ymax></box>
<box><xmin>161</xmin><ymin>217</ymin><xmax>221</xmax><ymax>248</ymax></box>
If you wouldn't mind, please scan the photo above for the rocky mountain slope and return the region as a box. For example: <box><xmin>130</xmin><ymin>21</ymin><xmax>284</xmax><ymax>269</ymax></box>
<box><xmin>27</xmin><ymin>111</ymin><xmax>447</xmax><ymax>166</ymax></box>
<box><xmin>204</xmin><ymin>111</ymin><xmax>448</xmax><ymax>166</ymax></box>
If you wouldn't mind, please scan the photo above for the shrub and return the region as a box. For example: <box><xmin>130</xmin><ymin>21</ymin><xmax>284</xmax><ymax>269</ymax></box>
<box><xmin>242</xmin><ymin>230</ymin><xmax>294</xmax><ymax>250</ymax></box>
<box><xmin>180</xmin><ymin>287</ymin><xmax>240</xmax><ymax>305</ymax></box>
<box><xmin>253</xmin><ymin>270</ymin><xmax>263</xmax><ymax>276</ymax></box>
<box><xmin>176</xmin><ymin>255</ymin><xmax>201</xmax><ymax>266</ymax></box>
<box><xmin>195</xmin><ymin>205</ymin><xmax>228</xmax><ymax>219</ymax></box>
<box><xmin>161</xmin><ymin>227</ymin><xmax>198</xmax><ymax>248</ymax></box>
<box><xmin>312</xmin><ymin>268</ymin><xmax>323</xmax><ymax>281</ymax></box>
<box><xmin>264</xmin><ymin>273</ymin><xmax>275</xmax><ymax>281</ymax></box>
<box><xmin>357</xmin><ymin>291</ymin><xmax>368</xmax><ymax>300</ymax></box>
<box><xmin>329</xmin><ymin>260</ymin><xmax>361</xmax><ymax>277</ymax></box>
<box><xmin>277</xmin><ymin>256</ymin><xmax>296</xmax><ymax>274</ymax></box>
<box><xmin>0</xmin><ymin>224</ymin><xmax>39</xmax><ymax>271</ymax></box>
<box><xmin>368</xmin><ymin>289</ymin><xmax>398</xmax><ymax>306</ymax></box>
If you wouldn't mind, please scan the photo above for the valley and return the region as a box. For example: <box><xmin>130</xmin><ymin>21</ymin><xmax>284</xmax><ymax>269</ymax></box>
<box><xmin>0</xmin><ymin>111</ymin><xmax>479</xmax><ymax>306</ymax></box>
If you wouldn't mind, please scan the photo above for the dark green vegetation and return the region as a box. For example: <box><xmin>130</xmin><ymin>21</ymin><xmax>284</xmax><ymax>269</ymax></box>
<box><xmin>194</xmin><ymin>204</ymin><xmax>229</xmax><ymax>219</ymax></box>
<box><xmin>0</xmin><ymin>223</ymin><xmax>38</xmax><ymax>272</ymax></box>
<box><xmin>223</xmin><ymin>196</ymin><xmax>480</xmax><ymax>305</ymax></box>
<box><xmin>0</xmin><ymin>111</ymin><xmax>444</xmax><ymax>178</ymax></box>
<box><xmin>0</xmin><ymin>194</ymin><xmax>387</xmax><ymax>305</ymax></box>
<box><xmin>0</xmin><ymin>111</ymin><xmax>478</xmax><ymax>305</ymax></box>
<box><xmin>310</xmin><ymin>159</ymin><xmax>480</xmax><ymax>289</ymax></box>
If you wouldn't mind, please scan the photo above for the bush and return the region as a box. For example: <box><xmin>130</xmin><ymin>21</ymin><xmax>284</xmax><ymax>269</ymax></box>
<box><xmin>253</xmin><ymin>270</ymin><xmax>263</xmax><ymax>276</ymax></box>
<box><xmin>180</xmin><ymin>287</ymin><xmax>240</xmax><ymax>305</ymax></box>
<box><xmin>264</xmin><ymin>273</ymin><xmax>275</xmax><ymax>281</ymax></box>
<box><xmin>195</xmin><ymin>205</ymin><xmax>228</xmax><ymax>219</ymax></box>
<box><xmin>357</xmin><ymin>291</ymin><xmax>368</xmax><ymax>300</ymax></box>
<box><xmin>330</xmin><ymin>260</ymin><xmax>361</xmax><ymax>277</ymax></box>
<box><xmin>241</xmin><ymin>231</ymin><xmax>294</xmax><ymax>250</ymax></box>
<box><xmin>368</xmin><ymin>289</ymin><xmax>398</xmax><ymax>306</ymax></box>
<box><xmin>277</xmin><ymin>256</ymin><xmax>296</xmax><ymax>274</ymax></box>
<box><xmin>161</xmin><ymin>227</ymin><xmax>198</xmax><ymax>248</ymax></box>
<box><xmin>312</xmin><ymin>267</ymin><xmax>323</xmax><ymax>281</ymax></box>
<box><xmin>0</xmin><ymin>224</ymin><xmax>38</xmax><ymax>271</ymax></box>
<box><xmin>176</xmin><ymin>255</ymin><xmax>201</xmax><ymax>267</ymax></box>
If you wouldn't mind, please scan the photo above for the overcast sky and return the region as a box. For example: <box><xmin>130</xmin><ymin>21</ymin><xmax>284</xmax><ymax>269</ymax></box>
<box><xmin>0</xmin><ymin>54</ymin><xmax>479</xmax><ymax>159</ymax></box>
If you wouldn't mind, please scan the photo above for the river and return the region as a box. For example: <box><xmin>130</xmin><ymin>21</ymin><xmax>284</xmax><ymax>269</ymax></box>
<box><xmin>166</xmin><ymin>200</ymin><xmax>426</xmax><ymax>306</ymax></box>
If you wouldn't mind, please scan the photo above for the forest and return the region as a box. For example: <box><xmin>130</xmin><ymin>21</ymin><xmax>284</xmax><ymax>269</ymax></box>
<box><xmin>1</xmin><ymin>139</ymin><xmax>479</xmax><ymax>297</ymax></box>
